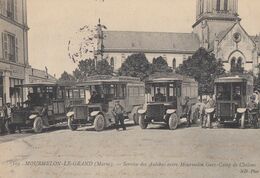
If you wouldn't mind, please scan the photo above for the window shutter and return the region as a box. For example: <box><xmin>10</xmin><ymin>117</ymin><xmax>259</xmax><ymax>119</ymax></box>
<box><xmin>2</xmin><ymin>32</ymin><xmax>8</xmax><ymax>60</ymax></box>
<box><xmin>15</xmin><ymin>37</ymin><xmax>18</xmax><ymax>62</ymax></box>
<box><xmin>0</xmin><ymin>0</ymin><xmax>2</xmax><ymax>14</ymax></box>
<box><xmin>2</xmin><ymin>0</ymin><xmax>6</xmax><ymax>16</ymax></box>
<box><xmin>14</xmin><ymin>0</ymin><xmax>17</xmax><ymax>21</ymax></box>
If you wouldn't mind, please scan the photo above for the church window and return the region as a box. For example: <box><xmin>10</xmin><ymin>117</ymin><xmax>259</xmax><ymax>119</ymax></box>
<box><xmin>172</xmin><ymin>58</ymin><xmax>176</xmax><ymax>69</ymax></box>
<box><xmin>237</xmin><ymin>57</ymin><xmax>243</xmax><ymax>70</ymax></box>
<box><xmin>216</xmin><ymin>0</ymin><xmax>221</xmax><ymax>11</ymax></box>
<box><xmin>231</xmin><ymin>57</ymin><xmax>236</xmax><ymax>72</ymax></box>
<box><xmin>110</xmin><ymin>57</ymin><xmax>114</xmax><ymax>68</ymax></box>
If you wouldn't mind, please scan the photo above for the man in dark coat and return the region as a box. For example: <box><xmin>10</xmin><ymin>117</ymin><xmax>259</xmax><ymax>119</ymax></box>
<box><xmin>112</xmin><ymin>101</ymin><xmax>126</xmax><ymax>131</ymax></box>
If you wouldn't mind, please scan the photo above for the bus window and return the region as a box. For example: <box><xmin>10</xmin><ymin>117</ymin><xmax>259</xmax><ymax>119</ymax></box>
<box><xmin>232</xmin><ymin>84</ymin><xmax>241</xmax><ymax>100</ymax></box>
<box><xmin>57</xmin><ymin>88</ymin><xmax>63</xmax><ymax>99</ymax></box>
<box><xmin>85</xmin><ymin>89</ymin><xmax>91</xmax><ymax>104</ymax></box>
<box><xmin>115</xmin><ymin>84</ymin><xmax>126</xmax><ymax>99</ymax></box>
<box><xmin>68</xmin><ymin>90</ymin><xmax>73</xmax><ymax>99</ymax></box>
<box><xmin>133</xmin><ymin>87</ymin><xmax>138</xmax><ymax>97</ymax></box>
<box><xmin>73</xmin><ymin>89</ymin><xmax>80</xmax><ymax>98</ymax></box>
<box><xmin>129</xmin><ymin>87</ymin><xmax>134</xmax><ymax>96</ymax></box>
<box><xmin>80</xmin><ymin>89</ymin><xmax>85</xmax><ymax>98</ymax></box>
<box><xmin>139</xmin><ymin>87</ymin><xmax>145</xmax><ymax>96</ymax></box>
<box><xmin>217</xmin><ymin>84</ymin><xmax>231</xmax><ymax>100</ymax></box>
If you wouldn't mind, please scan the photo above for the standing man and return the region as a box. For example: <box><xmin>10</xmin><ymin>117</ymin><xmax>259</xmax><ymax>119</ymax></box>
<box><xmin>112</xmin><ymin>101</ymin><xmax>126</xmax><ymax>131</ymax></box>
<box><xmin>247</xmin><ymin>95</ymin><xmax>258</xmax><ymax>129</ymax></box>
<box><xmin>200</xmin><ymin>98</ymin><xmax>207</xmax><ymax>128</ymax></box>
<box><xmin>4</xmin><ymin>103</ymin><xmax>13</xmax><ymax>133</ymax></box>
<box><xmin>183</xmin><ymin>97</ymin><xmax>192</xmax><ymax>127</ymax></box>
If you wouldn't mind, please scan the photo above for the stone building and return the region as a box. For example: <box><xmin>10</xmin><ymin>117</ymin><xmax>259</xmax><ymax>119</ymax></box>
<box><xmin>96</xmin><ymin>0</ymin><xmax>260</xmax><ymax>74</ymax></box>
<box><xmin>0</xmin><ymin>0</ymin><xmax>56</xmax><ymax>106</ymax></box>
<box><xmin>0</xmin><ymin>0</ymin><xmax>29</xmax><ymax>106</ymax></box>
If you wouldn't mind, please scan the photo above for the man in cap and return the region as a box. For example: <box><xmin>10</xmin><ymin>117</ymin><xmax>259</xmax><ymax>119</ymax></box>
<box><xmin>112</xmin><ymin>100</ymin><xmax>126</xmax><ymax>131</ymax></box>
<box><xmin>183</xmin><ymin>96</ymin><xmax>192</xmax><ymax>127</ymax></box>
<box><xmin>247</xmin><ymin>95</ymin><xmax>258</xmax><ymax>128</ymax></box>
<box><xmin>155</xmin><ymin>88</ymin><xmax>164</xmax><ymax>102</ymax></box>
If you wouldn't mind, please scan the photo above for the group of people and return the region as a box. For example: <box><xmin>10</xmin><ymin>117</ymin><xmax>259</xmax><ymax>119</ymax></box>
<box><xmin>198</xmin><ymin>92</ymin><xmax>259</xmax><ymax>129</ymax></box>
<box><xmin>199</xmin><ymin>95</ymin><xmax>216</xmax><ymax>128</ymax></box>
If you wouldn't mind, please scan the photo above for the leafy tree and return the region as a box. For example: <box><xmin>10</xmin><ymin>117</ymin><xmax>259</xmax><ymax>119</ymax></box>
<box><xmin>118</xmin><ymin>53</ymin><xmax>151</xmax><ymax>81</ymax></box>
<box><xmin>73</xmin><ymin>58</ymin><xmax>113</xmax><ymax>81</ymax></box>
<box><xmin>73</xmin><ymin>59</ymin><xmax>96</xmax><ymax>80</ymax></box>
<box><xmin>254</xmin><ymin>65</ymin><xmax>260</xmax><ymax>90</ymax></box>
<box><xmin>96</xmin><ymin>58</ymin><xmax>114</xmax><ymax>76</ymax></box>
<box><xmin>176</xmin><ymin>48</ymin><xmax>225</xmax><ymax>96</ymax></box>
<box><xmin>151</xmin><ymin>56</ymin><xmax>172</xmax><ymax>73</ymax></box>
<box><xmin>59</xmin><ymin>71</ymin><xmax>75</xmax><ymax>81</ymax></box>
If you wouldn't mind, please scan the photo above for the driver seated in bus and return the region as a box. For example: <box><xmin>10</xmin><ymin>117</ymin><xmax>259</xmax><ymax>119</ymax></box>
<box><xmin>154</xmin><ymin>88</ymin><xmax>164</xmax><ymax>102</ymax></box>
<box><xmin>89</xmin><ymin>91</ymin><xmax>102</xmax><ymax>104</ymax></box>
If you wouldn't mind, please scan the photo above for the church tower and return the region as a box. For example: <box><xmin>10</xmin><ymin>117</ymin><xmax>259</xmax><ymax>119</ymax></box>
<box><xmin>193</xmin><ymin>0</ymin><xmax>240</xmax><ymax>49</ymax></box>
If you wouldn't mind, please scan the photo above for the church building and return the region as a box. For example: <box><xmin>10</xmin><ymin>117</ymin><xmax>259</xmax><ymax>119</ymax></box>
<box><xmin>96</xmin><ymin>0</ymin><xmax>260</xmax><ymax>74</ymax></box>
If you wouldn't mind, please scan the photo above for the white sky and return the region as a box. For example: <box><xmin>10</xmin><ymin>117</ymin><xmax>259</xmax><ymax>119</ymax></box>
<box><xmin>27</xmin><ymin>0</ymin><xmax>260</xmax><ymax>77</ymax></box>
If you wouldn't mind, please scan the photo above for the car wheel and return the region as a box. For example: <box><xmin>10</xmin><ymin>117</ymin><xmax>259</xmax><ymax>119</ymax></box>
<box><xmin>33</xmin><ymin>117</ymin><xmax>43</xmax><ymax>133</ymax></box>
<box><xmin>139</xmin><ymin>114</ymin><xmax>148</xmax><ymax>129</ymax></box>
<box><xmin>240</xmin><ymin>113</ymin><xmax>245</xmax><ymax>129</ymax></box>
<box><xmin>68</xmin><ymin>117</ymin><xmax>78</xmax><ymax>131</ymax></box>
<box><xmin>169</xmin><ymin>113</ymin><xmax>178</xmax><ymax>130</ymax></box>
<box><xmin>94</xmin><ymin>114</ymin><xmax>105</xmax><ymax>131</ymax></box>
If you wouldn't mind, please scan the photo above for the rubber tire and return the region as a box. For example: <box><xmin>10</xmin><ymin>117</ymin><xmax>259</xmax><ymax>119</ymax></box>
<box><xmin>94</xmin><ymin>115</ymin><xmax>105</xmax><ymax>131</ymax></box>
<box><xmin>33</xmin><ymin>117</ymin><xmax>43</xmax><ymax>133</ymax></box>
<box><xmin>5</xmin><ymin>120</ymin><xmax>15</xmax><ymax>134</ymax></box>
<box><xmin>139</xmin><ymin>114</ymin><xmax>148</xmax><ymax>129</ymax></box>
<box><xmin>133</xmin><ymin>113</ymin><xmax>139</xmax><ymax>125</ymax></box>
<box><xmin>68</xmin><ymin>117</ymin><xmax>78</xmax><ymax>131</ymax></box>
<box><xmin>240</xmin><ymin>113</ymin><xmax>245</xmax><ymax>129</ymax></box>
<box><xmin>168</xmin><ymin>113</ymin><xmax>178</xmax><ymax>130</ymax></box>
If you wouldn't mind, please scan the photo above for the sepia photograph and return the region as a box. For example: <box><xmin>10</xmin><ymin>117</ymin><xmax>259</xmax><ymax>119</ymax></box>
<box><xmin>0</xmin><ymin>0</ymin><xmax>260</xmax><ymax>177</ymax></box>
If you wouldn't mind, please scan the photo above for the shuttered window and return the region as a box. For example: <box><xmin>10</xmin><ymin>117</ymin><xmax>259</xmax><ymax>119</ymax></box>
<box><xmin>224</xmin><ymin>0</ymin><xmax>228</xmax><ymax>11</ymax></box>
<box><xmin>2</xmin><ymin>32</ymin><xmax>8</xmax><ymax>59</ymax></box>
<box><xmin>6</xmin><ymin>0</ymin><xmax>14</xmax><ymax>19</ymax></box>
<box><xmin>2</xmin><ymin>32</ymin><xmax>17</xmax><ymax>62</ymax></box>
<box><xmin>216</xmin><ymin>0</ymin><xmax>221</xmax><ymax>11</ymax></box>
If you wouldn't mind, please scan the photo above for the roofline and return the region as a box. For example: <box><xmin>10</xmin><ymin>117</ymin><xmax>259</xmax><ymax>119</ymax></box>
<box><xmin>103</xmin><ymin>48</ymin><xmax>197</xmax><ymax>54</ymax></box>
<box><xmin>217</xmin><ymin>22</ymin><xmax>256</xmax><ymax>46</ymax></box>
<box><xmin>104</xmin><ymin>30</ymin><xmax>195</xmax><ymax>35</ymax></box>
<box><xmin>192</xmin><ymin>16</ymin><xmax>240</xmax><ymax>28</ymax></box>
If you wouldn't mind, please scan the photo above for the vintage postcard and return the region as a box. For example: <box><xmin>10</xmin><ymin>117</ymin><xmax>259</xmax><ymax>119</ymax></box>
<box><xmin>0</xmin><ymin>0</ymin><xmax>260</xmax><ymax>177</ymax></box>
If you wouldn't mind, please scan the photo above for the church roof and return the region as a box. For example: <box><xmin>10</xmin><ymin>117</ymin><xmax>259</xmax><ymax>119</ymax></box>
<box><xmin>103</xmin><ymin>31</ymin><xmax>200</xmax><ymax>53</ymax></box>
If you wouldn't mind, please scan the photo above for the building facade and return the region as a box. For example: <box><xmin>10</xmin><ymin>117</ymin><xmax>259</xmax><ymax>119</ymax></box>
<box><xmin>0</xmin><ymin>0</ymin><xmax>56</xmax><ymax>107</ymax></box>
<box><xmin>0</xmin><ymin>0</ymin><xmax>29</xmax><ymax>106</ymax></box>
<box><xmin>96</xmin><ymin>0</ymin><xmax>260</xmax><ymax>74</ymax></box>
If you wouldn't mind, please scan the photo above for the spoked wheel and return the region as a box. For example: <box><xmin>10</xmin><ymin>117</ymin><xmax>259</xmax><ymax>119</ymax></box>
<box><xmin>139</xmin><ymin>114</ymin><xmax>148</xmax><ymax>129</ymax></box>
<box><xmin>168</xmin><ymin>113</ymin><xmax>178</xmax><ymax>130</ymax></box>
<box><xmin>68</xmin><ymin>117</ymin><xmax>78</xmax><ymax>131</ymax></box>
<box><xmin>33</xmin><ymin>117</ymin><xmax>43</xmax><ymax>133</ymax></box>
<box><xmin>94</xmin><ymin>114</ymin><xmax>105</xmax><ymax>131</ymax></box>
